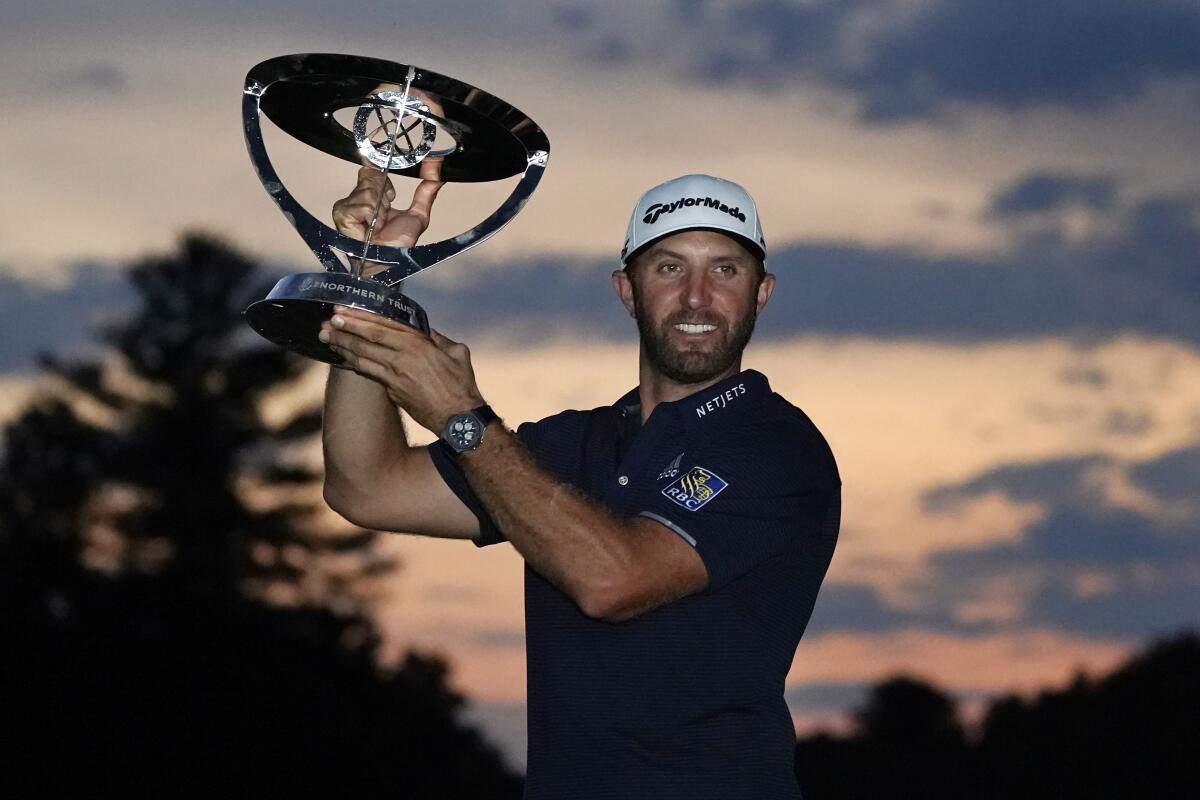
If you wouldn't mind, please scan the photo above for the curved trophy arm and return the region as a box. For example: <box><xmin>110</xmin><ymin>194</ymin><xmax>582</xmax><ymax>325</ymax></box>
<box><xmin>243</xmin><ymin>87</ymin><xmax>549</xmax><ymax>285</ymax></box>
<box><xmin>375</xmin><ymin>151</ymin><xmax>546</xmax><ymax>286</ymax></box>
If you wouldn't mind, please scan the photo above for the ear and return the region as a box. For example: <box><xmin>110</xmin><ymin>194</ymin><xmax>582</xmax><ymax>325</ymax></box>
<box><xmin>755</xmin><ymin>272</ymin><xmax>776</xmax><ymax>315</ymax></box>
<box><xmin>612</xmin><ymin>268</ymin><xmax>637</xmax><ymax>318</ymax></box>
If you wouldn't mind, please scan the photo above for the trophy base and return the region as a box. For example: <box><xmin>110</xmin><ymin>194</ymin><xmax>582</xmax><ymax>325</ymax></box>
<box><xmin>245</xmin><ymin>273</ymin><xmax>430</xmax><ymax>365</ymax></box>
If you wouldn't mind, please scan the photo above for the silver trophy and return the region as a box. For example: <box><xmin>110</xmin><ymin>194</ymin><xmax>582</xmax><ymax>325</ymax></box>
<box><xmin>242</xmin><ymin>53</ymin><xmax>550</xmax><ymax>363</ymax></box>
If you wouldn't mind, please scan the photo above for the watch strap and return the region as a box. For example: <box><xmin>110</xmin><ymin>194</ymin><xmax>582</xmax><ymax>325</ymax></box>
<box><xmin>471</xmin><ymin>404</ymin><xmax>499</xmax><ymax>428</ymax></box>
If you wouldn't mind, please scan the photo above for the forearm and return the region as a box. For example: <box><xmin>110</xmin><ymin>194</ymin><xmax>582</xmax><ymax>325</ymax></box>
<box><xmin>322</xmin><ymin>366</ymin><xmax>416</xmax><ymax>496</ymax></box>
<box><xmin>458</xmin><ymin>425</ymin><xmax>641</xmax><ymax>615</ymax></box>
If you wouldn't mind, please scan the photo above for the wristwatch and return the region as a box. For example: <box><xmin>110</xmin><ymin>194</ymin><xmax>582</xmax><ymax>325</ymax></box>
<box><xmin>441</xmin><ymin>404</ymin><xmax>500</xmax><ymax>454</ymax></box>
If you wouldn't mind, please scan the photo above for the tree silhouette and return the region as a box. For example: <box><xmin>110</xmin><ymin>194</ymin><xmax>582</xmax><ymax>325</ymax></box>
<box><xmin>974</xmin><ymin>632</ymin><xmax>1200</xmax><ymax>799</ymax></box>
<box><xmin>796</xmin><ymin>677</ymin><xmax>967</xmax><ymax>800</ymax></box>
<box><xmin>857</xmin><ymin>677</ymin><xmax>967</xmax><ymax>798</ymax></box>
<box><xmin>0</xmin><ymin>235</ymin><xmax>522</xmax><ymax>797</ymax></box>
<box><xmin>795</xmin><ymin>631</ymin><xmax>1200</xmax><ymax>800</ymax></box>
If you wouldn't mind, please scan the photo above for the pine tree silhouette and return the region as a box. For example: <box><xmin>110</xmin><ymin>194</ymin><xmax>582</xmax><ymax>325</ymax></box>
<box><xmin>0</xmin><ymin>235</ymin><xmax>522</xmax><ymax>797</ymax></box>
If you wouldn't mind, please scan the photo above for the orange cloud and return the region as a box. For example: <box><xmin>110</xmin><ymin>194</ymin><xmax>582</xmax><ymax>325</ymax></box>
<box><xmin>788</xmin><ymin>628</ymin><xmax>1131</xmax><ymax>695</ymax></box>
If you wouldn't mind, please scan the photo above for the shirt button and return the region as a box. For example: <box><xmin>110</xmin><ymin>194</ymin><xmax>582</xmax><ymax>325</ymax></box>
<box><xmin>618</xmin><ymin>475</ymin><xmax>629</xmax><ymax>486</ymax></box>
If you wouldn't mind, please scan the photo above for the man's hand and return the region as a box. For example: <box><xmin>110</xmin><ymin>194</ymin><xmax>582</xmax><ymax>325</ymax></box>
<box><xmin>331</xmin><ymin>86</ymin><xmax>445</xmax><ymax>249</ymax></box>
<box><xmin>331</xmin><ymin>159</ymin><xmax>443</xmax><ymax>253</ymax></box>
<box><xmin>319</xmin><ymin>307</ymin><xmax>484</xmax><ymax>433</ymax></box>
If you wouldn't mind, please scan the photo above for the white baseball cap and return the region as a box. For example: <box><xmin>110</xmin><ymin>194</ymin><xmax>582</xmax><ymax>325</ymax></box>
<box><xmin>621</xmin><ymin>174</ymin><xmax>766</xmax><ymax>264</ymax></box>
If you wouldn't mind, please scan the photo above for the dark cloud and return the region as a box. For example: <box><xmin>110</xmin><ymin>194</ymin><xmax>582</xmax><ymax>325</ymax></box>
<box><xmin>934</xmin><ymin>508</ymin><xmax>1193</xmax><ymax>572</ymax></box>
<box><xmin>671</xmin><ymin>0</ymin><xmax>707</xmax><ymax>21</ymax></box>
<box><xmin>1027</xmin><ymin>578</ymin><xmax>1200</xmax><ymax>640</ymax></box>
<box><xmin>844</xmin><ymin>0</ymin><xmax>1200</xmax><ymax>121</ymax></box>
<box><xmin>4</xmin><ymin>176</ymin><xmax>1198</xmax><ymax>373</ymax></box>
<box><xmin>0</xmin><ymin>263</ymin><xmax>134</xmax><ymax>373</ymax></box>
<box><xmin>1107</xmin><ymin>196</ymin><xmax>1200</xmax><ymax>299</ymax></box>
<box><xmin>412</xmin><ymin>184</ymin><xmax>1200</xmax><ymax>346</ymax></box>
<box><xmin>922</xmin><ymin>446</ymin><xmax>1200</xmax><ymax>638</ymax></box>
<box><xmin>988</xmin><ymin>173</ymin><xmax>1118</xmax><ymax>218</ymax></box>
<box><xmin>47</xmin><ymin>63</ymin><xmax>128</xmax><ymax>94</ymax></box>
<box><xmin>805</xmin><ymin>582</ymin><xmax>973</xmax><ymax>636</ymax></box>
<box><xmin>1129</xmin><ymin>445</ymin><xmax>1200</xmax><ymax>503</ymax></box>
<box><xmin>590</xmin><ymin>35</ymin><xmax>632</xmax><ymax>65</ymax></box>
<box><xmin>0</xmin><ymin>2</ymin><xmax>517</xmax><ymax>46</ymax></box>
<box><xmin>411</xmin><ymin>255</ymin><xmax>633</xmax><ymax>345</ymax></box>
<box><xmin>550</xmin><ymin>4</ymin><xmax>594</xmax><ymax>32</ymax></box>
<box><xmin>9</xmin><ymin>3</ymin><xmax>1200</xmax><ymax>122</ymax></box>
<box><xmin>805</xmin><ymin>583</ymin><xmax>911</xmax><ymax>636</ymax></box>
<box><xmin>923</xmin><ymin>455</ymin><xmax>1108</xmax><ymax>513</ymax></box>
<box><xmin>563</xmin><ymin>0</ymin><xmax>1200</xmax><ymax>122</ymax></box>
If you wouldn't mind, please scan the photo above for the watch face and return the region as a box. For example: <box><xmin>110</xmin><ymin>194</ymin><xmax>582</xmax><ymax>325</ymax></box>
<box><xmin>446</xmin><ymin>412</ymin><xmax>483</xmax><ymax>452</ymax></box>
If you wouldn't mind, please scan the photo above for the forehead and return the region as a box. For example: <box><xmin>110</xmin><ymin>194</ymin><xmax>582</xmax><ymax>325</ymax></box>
<box><xmin>638</xmin><ymin>229</ymin><xmax>756</xmax><ymax>263</ymax></box>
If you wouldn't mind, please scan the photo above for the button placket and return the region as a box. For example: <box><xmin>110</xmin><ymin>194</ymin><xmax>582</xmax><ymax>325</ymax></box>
<box><xmin>606</xmin><ymin>407</ymin><xmax>676</xmax><ymax>507</ymax></box>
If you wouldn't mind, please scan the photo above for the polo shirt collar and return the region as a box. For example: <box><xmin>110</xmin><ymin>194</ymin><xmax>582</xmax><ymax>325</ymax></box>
<box><xmin>612</xmin><ymin>369</ymin><xmax>771</xmax><ymax>431</ymax></box>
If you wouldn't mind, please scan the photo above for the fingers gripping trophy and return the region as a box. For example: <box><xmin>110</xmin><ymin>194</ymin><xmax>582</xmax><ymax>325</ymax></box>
<box><xmin>242</xmin><ymin>53</ymin><xmax>550</xmax><ymax>363</ymax></box>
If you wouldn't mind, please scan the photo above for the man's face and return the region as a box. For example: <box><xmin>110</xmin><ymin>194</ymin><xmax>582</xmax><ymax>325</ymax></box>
<box><xmin>613</xmin><ymin>230</ymin><xmax>775</xmax><ymax>385</ymax></box>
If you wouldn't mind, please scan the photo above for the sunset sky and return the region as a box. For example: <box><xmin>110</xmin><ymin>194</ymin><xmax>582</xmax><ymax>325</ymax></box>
<box><xmin>3</xmin><ymin>0</ymin><xmax>1199</xmax><ymax>769</ymax></box>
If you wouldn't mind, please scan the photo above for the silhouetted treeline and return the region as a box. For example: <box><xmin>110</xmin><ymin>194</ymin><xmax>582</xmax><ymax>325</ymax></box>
<box><xmin>795</xmin><ymin>631</ymin><xmax>1200</xmax><ymax>799</ymax></box>
<box><xmin>0</xmin><ymin>236</ymin><xmax>521</xmax><ymax>796</ymax></box>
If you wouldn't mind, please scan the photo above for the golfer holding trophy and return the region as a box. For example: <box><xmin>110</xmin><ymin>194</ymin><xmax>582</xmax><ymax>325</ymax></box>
<box><xmin>245</xmin><ymin>53</ymin><xmax>839</xmax><ymax>800</ymax></box>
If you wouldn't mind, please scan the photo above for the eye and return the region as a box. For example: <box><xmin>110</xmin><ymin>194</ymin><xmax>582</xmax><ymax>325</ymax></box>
<box><xmin>657</xmin><ymin>261</ymin><xmax>682</xmax><ymax>273</ymax></box>
<box><xmin>713</xmin><ymin>262</ymin><xmax>737</xmax><ymax>275</ymax></box>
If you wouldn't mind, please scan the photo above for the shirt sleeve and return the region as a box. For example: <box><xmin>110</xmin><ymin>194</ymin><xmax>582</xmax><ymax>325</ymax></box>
<box><xmin>638</xmin><ymin>437</ymin><xmax>840</xmax><ymax>591</ymax></box>
<box><xmin>427</xmin><ymin>437</ymin><xmax>506</xmax><ymax>547</ymax></box>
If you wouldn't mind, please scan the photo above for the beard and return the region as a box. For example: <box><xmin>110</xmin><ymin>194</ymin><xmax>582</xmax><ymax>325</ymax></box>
<box><xmin>632</xmin><ymin>289</ymin><xmax>759</xmax><ymax>385</ymax></box>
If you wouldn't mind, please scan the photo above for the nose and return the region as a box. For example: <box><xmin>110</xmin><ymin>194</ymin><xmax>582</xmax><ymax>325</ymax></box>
<box><xmin>682</xmin><ymin>267</ymin><xmax>712</xmax><ymax>310</ymax></box>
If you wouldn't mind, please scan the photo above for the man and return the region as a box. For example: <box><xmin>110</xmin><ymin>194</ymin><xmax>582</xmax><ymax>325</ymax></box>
<box><xmin>320</xmin><ymin>169</ymin><xmax>840</xmax><ymax>799</ymax></box>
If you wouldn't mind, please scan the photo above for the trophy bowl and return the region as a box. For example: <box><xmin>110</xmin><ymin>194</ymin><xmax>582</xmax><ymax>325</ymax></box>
<box><xmin>241</xmin><ymin>53</ymin><xmax>550</xmax><ymax>364</ymax></box>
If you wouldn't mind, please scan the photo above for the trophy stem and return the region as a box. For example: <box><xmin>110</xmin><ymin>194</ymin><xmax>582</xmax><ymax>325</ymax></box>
<box><xmin>354</xmin><ymin>65</ymin><xmax>417</xmax><ymax>278</ymax></box>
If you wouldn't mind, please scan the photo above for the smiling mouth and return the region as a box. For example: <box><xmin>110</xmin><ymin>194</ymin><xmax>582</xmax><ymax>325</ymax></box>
<box><xmin>674</xmin><ymin>322</ymin><xmax>718</xmax><ymax>334</ymax></box>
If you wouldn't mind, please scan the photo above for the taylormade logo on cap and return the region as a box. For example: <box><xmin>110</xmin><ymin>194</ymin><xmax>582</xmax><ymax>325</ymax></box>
<box><xmin>642</xmin><ymin>197</ymin><xmax>747</xmax><ymax>226</ymax></box>
<box><xmin>622</xmin><ymin>173</ymin><xmax>766</xmax><ymax>262</ymax></box>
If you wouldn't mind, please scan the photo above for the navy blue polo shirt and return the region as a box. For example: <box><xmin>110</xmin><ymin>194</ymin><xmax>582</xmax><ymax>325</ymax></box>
<box><xmin>429</xmin><ymin>370</ymin><xmax>840</xmax><ymax>799</ymax></box>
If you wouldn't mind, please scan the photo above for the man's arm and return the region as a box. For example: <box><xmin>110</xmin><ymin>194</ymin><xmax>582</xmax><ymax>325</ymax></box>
<box><xmin>458</xmin><ymin>423</ymin><xmax>709</xmax><ymax>621</ymax></box>
<box><xmin>322</xmin><ymin>159</ymin><xmax>480</xmax><ymax>539</ymax></box>
<box><xmin>321</xmin><ymin>313</ymin><xmax>710</xmax><ymax>620</ymax></box>
<box><xmin>322</xmin><ymin>367</ymin><xmax>479</xmax><ymax>538</ymax></box>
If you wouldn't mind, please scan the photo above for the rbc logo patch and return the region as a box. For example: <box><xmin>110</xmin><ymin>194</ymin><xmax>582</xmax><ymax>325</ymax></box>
<box><xmin>662</xmin><ymin>466</ymin><xmax>728</xmax><ymax>511</ymax></box>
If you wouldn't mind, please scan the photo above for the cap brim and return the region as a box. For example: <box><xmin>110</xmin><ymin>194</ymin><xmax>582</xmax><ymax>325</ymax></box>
<box><xmin>622</xmin><ymin>225</ymin><xmax>766</xmax><ymax>264</ymax></box>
